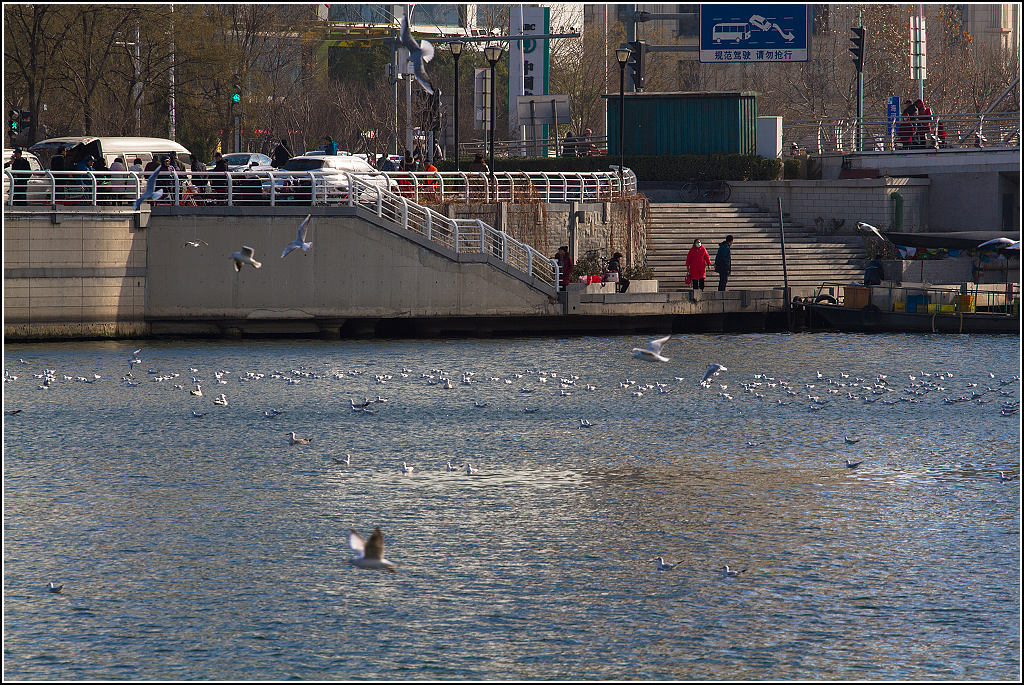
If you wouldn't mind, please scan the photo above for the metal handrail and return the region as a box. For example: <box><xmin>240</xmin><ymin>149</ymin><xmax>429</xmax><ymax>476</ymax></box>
<box><xmin>3</xmin><ymin>168</ymin><xmax>637</xmax><ymax>208</ymax></box>
<box><xmin>784</xmin><ymin>111</ymin><xmax>1020</xmax><ymax>154</ymax></box>
<box><xmin>2</xmin><ymin>168</ymin><xmax>561</xmax><ymax>290</ymax></box>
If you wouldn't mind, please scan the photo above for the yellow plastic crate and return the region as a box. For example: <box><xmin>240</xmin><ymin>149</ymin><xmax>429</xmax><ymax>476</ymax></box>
<box><xmin>927</xmin><ymin>304</ymin><xmax>940</xmax><ymax>313</ymax></box>
<box><xmin>939</xmin><ymin>304</ymin><xmax>955</xmax><ymax>312</ymax></box>
<box><xmin>893</xmin><ymin>301</ymin><xmax>906</xmax><ymax>312</ymax></box>
<box><xmin>956</xmin><ymin>295</ymin><xmax>975</xmax><ymax>313</ymax></box>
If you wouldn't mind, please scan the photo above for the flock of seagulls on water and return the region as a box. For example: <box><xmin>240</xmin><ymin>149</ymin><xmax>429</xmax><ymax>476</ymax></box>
<box><xmin>6</xmin><ymin>334</ymin><xmax>1019</xmax><ymax>585</ymax></box>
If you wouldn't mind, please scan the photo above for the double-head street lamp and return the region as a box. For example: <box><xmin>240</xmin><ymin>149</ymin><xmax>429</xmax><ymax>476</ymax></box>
<box><xmin>484</xmin><ymin>44</ymin><xmax>503</xmax><ymax>176</ymax></box>
<box><xmin>450</xmin><ymin>40</ymin><xmax>463</xmax><ymax>171</ymax></box>
<box><xmin>615</xmin><ymin>47</ymin><xmax>631</xmax><ymax>187</ymax></box>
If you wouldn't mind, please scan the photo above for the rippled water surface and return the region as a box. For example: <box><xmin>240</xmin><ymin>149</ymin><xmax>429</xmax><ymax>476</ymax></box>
<box><xmin>3</xmin><ymin>333</ymin><xmax>1021</xmax><ymax>680</ymax></box>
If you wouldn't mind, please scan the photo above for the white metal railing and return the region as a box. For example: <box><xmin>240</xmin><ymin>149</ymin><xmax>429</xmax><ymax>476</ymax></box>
<box><xmin>783</xmin><ymin>111</ymin><xmax>1020</xmax><ymax>154</ymax></box>
<box><xmin>2</xmin><ymin>168</ymin><xmax>561</xmax><ymax>290</ymax></box>
<box><xmin>382</xmin><ymin>169</ymin><xmax>636</xmax><ymax>204</ymax></box>
<box><xmin>2</xmin><ymin>168</ymin><xmax>637</xmax><ymax>209</ymax></box>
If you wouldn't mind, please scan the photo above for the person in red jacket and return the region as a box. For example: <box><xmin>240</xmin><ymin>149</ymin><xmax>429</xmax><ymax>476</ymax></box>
<box><xmin>554</xmin><ymin>245</ymin><xmax>573</xmax><ymax>290</ymax></box>
<box><xmin>685</xmin><ymin>239</ymin><xmax>712</xmax><ymax>291</ymax></box>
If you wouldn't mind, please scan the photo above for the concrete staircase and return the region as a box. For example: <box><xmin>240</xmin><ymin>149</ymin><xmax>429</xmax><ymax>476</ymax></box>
<box><xmin>646</xmin><ymin>202</ymin><xmax>867</xmax><ymax>291</ymax></box>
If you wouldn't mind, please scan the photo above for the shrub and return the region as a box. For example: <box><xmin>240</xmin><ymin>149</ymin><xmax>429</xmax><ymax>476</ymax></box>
<box><xmin>783</xmin><ymin>157</ymin><xmax>803</xmax><ymax>179</ymax></box>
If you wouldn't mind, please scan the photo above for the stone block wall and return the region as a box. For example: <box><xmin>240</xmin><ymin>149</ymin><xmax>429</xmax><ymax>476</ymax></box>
<box><xmin>443</xmin><ymin>198</ymin><xmax>649</xmax><ymax>270</ymax></box>
<box><xmin>728</xmin><ymin>178</ymin><xmax>930</xmax><ymax>234</ymax></box>
<box><xmin>4</xmin><ymin>213</ymin><xmax>147</xmax><ymax>337</ymax></box>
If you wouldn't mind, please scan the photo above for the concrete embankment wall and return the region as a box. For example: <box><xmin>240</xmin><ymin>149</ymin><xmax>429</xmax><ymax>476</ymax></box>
<box><xmin>728</xmin><ymin>178</ymin><xmax>930</xmax><ymax>234</ymax></box>
<box><xmin>3</xmin><ymin>207</ymin><xmax>562</xmax><ymax>340</ymax></box>
<box><xmin>144</xmin><ymin>208</ymin><xmax>560</xmax><ymax>335</ymax></box>
<box><xmin>4</xmin><ymin>211</ymin><xmax>149</xmax><ymax>338</ymax></box>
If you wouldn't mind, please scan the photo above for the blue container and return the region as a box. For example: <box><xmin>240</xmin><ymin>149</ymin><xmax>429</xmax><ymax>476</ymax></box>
<box><xmin>906</xmin><ymin>294</ymin><xmax>928</xmax><ymax>313</ymax></box>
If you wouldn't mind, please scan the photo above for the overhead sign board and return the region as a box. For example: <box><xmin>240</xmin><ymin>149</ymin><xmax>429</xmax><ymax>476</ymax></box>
<box><xmin>699</xmin><ymin>5</ymin><xmax>809</xmax><ymax>63</ymax></box>
<box><xmin>509</xmin><ymin>6</ymin><xmax>550</xmax><ymax>136</ymax></box>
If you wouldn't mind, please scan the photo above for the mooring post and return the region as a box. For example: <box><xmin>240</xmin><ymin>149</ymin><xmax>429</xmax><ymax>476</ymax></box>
<box><xmin>778</xmin><ymin>197</ymin><xmax>792</xmax><ymax>330</ymax></box>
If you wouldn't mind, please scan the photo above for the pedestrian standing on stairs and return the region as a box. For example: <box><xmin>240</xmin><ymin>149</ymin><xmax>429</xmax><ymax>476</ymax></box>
<box><xmin>715</xmin><ymin>235</ymin><xmax>734</xmax><ymax>291</ymax></box>
<box><xmin>685</xmin><ymin>239</ymin><xmax>711</xmax><ymax>291</ymax></box>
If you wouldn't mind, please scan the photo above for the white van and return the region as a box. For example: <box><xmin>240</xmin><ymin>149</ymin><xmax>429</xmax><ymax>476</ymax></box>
<box><xmin>29</xmin><ymin>136</ymin><xmax>194</xmax><ymax>170</ymax></box>
<box><xmin>3</xmin><ymin>147</ymin><xmax>52</xmax><ymax>203</ymax></box>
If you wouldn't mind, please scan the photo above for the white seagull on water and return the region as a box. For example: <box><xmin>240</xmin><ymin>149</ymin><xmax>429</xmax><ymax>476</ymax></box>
<box><xmin>653</xmin><ymin>557</ymin><xmax>682</xmax><ymax>571</ymax></box>
<box><xmin>632</xmin><ymin>335</ymin><xmax>671</xmax><ymax>362</ymax></box>
<box><xmin>287</xmin><ymin>431</ymin><xmax>313</xmax><ymax>445</ymax></box>
<box><xmin>400</xmin><ymin>7</ymin><xmax>435</xmax><ymax>95</ymax></box>
<box><xmin>721</xmin><ymin>565</ymin><xmax>747</xmax><ymax>577</ymax></box>
<box><xmin>348</xmin><ymin>527</ymin><xmax>397</xmax><ymax>573</ymax></box>
<box><xmin>47</xmin><ymin>582</ymin><xmax>64</xmax><ymax>593</ymax></box>
<box><xmin>232</xmin><ymin>245</ymin><xmax>262</xmax><ymax>271</ymax></box>
<box><xmin>401</xmin><ymin>461</ymin><xmax>414</xmax><ymax>474</ymax></box>
<box><xmin>132</xmin><ymin>165</ymin><xmax>165</xmax><ymax>210</ymax></box>
<box><xmin>281</xmin><ymin>214</ymin><xmax>313</xmax><ymax>258</ymax></box>
<box><xmin>845</xmin><ymin>459</ymin><xmax>862</xmax><ymax>469</ymax></box>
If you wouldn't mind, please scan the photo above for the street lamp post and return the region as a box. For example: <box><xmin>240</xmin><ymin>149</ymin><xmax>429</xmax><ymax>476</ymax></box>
<box><xmin>450</xmin><ymin>41</ymin><xmax>463</xmax><ymax>171</ymax></box>
<box><xmin>615</xmin><ymin>47</ymin><xmax>631</xmax><ymax>191</ymax></box>
<box><xmin>484</xmin><ymin>44</ymin><xmax>503</xmax><ymax>176</ymax></box>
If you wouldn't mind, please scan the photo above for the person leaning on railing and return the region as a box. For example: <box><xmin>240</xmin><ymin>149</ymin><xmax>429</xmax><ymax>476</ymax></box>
<box><xmin>4</xmin><ymin>147</ymin><xmax>31</xmax><ymax>205</ymax></box>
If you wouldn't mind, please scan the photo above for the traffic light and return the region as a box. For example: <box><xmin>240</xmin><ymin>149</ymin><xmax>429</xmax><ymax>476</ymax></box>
<box><xmin>19</xmin><ymin>109</ymin><xmax>31</xmax><ymax>132</ymax></box>
<box><xmin>627</xmin><ymin>40</ymin><xmax>646</xmax><ymax>91</ymax></box>
<box><xmin>231</xmin><ymin>93</ymin><xmax>241</xmax><ymax>104</ymax></box>
<box><xmin>8</xmin><ymin>109</ymin><xmax>19</xmax><ymax>133</ymax></box>
<box><xmin>849</xmin><ymin>27</ymin><xmax>867</xmax><ymax>72</ymax></box>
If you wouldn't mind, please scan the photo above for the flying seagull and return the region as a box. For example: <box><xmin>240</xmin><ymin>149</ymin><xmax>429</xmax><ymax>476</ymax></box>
<box><xmin>348</xmin><ymin>527</ymin><xmax>397</xmax><ymax>572</ymax></box>
<box><xmin>183</xmin><ymin>239</ymin><xmax>208</xmax><ymax>248</ymax></box>
<box><xmin>281</xmin><ymin>214</ymin><xmax>313</xmax><ymax>258</ymax></box>
<box><xmin>232</xmin><ymin>245</ymin><xmax>262</xmax><ymax>271</ymax></box>
<box><xmin>700</xmin><ymin>363</ymin><xmax>728</xmax><ymax>388</ymax></box>
<box><xmin>133</xmin><ymin>166</ymin><xmax>165</xmax><ymax>210</ymax></box>
<box><xmin>632</xmin><ymin>335</ymin><xmax>671</xmax><ymax>362</ymax></box>
<box><xmin>400</xmin><ymin>7</ymin><xmax>435</xmax><ymax>95</ymax></box>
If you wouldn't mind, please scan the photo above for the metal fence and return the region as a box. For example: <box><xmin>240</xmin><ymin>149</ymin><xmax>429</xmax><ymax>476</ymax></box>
<box><xmin>2</xmin><ymin>168</ymin><xmax>636</xmax><ymax>208</ymax></box>
<box><xmin>458</xmin><ymin>134</ymin><xmax>610</xmax><ymax>159</ymax></box>
<box><xmin>784</xmin><ymin>111</ymin><xmax>1020</xmax><ymax>155</ymax></box>
<box><xmin>2</xmin><ymin>168</ymin><xmax>561</xmax><ymax>290</ymax></box>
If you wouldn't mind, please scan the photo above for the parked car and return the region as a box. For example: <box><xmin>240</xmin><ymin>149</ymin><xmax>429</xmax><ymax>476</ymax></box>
<box><xmin>30</xmin><ymin>136</ymin><xmax>194</xmax><ymax>171</ymax></box>
<box><xmin>274</xmin><ymin>154</ymin><xmax>398</xmax><ymax>204</ymax></box>
<box><xmin>207</xmin><ymin>152</ymin><xmax>273</xmax><ymax>172</ymax></box>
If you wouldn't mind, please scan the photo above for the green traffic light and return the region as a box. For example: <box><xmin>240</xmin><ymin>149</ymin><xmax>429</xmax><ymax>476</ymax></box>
<box><xmin>10</xmin><ymin>121</ymin><xmax>18</xmax><ymax>131</ymax></box>
<box><xmin>232</xmin><ymin>93</ymin><xmax>241</xmax><ymax>103</ymax></box>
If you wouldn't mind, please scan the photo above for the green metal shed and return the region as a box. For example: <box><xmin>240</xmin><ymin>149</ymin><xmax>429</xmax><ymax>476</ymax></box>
<box><xmin>604</xmin><ymin>91</ymin><xmax>757</xmax><ymax>156</ymax></box>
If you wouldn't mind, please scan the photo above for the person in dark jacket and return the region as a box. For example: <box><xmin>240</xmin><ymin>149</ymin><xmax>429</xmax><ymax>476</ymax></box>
<box><xmin>5</xmin><ymin>147</ymin><xmax>32</xmax><ymax>205</ymax></box>
<box><xmin>715</xmin><ymin>235</ymin><xmax>734</xmax><ymax>291</ymax></box>
<box><xmin>272</xmin><ymin>138</ymin><xmax>292</xmax><ymax>168</ymax></box>
<box><xmin>210</xmin><ymin>152</ymin><xmax>229</xmax><ymax>203</ymax></box>
<box><xmin>607</xmin><ymin>252</ymin><xmax>629</xmax><ymax>293</ymax></box>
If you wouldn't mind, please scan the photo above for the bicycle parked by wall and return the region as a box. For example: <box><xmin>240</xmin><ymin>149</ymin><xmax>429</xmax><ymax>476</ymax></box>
<box><xmin>681</xmin><ymin>176</ymin><xmax>731</xmax><ymax>202</ymax></box>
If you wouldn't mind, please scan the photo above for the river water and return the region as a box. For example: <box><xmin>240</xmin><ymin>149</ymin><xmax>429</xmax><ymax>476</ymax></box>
<box><xmin>3</xmin><ymin>333</ymin><xmax>1020</xmax><ymax>680</ymax></box>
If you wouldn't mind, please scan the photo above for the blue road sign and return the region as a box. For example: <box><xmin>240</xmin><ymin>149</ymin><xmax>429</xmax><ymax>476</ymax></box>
<box><xmin>700</xmin><ymin>5</ymin><xmax>809</xmax><ymax>63</ymax></box>
<box><xmin>887</xmin><ymin>96</ymin><xmax>901</xmax><ymax>135</ymax></box>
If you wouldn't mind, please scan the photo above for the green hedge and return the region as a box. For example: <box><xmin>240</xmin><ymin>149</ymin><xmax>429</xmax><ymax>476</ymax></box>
<box><xmin>437</xmin><ymin>154</ymin><xmax>782</xmax><ymax>181</ymax></box>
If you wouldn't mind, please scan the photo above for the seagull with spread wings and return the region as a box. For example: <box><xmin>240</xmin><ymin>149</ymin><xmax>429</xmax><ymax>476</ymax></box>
<box><xmin>348</xmin><ymin>527</ymin><xmax>397</xmax><ymax>572</ymax></box>
<box><xmin>400</xmin><ymin>6</ymin><xmax>435</xmax><ymax>95</ymax></box>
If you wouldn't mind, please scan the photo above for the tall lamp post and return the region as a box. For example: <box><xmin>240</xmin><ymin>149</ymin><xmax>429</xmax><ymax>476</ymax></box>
<box><xmin>450</xmin><ymin>41</ymin><xmax>463</xmax><ymax>171</ymax></box>
<box><xmin>484</xmin><ymin>44</ymin><xmax>503</xmax><ymax>176</ymax></box>
<box><xmin>615</xmin><ymin>47</ymin><xmax>631</xmax><ymax>190</ymax></box>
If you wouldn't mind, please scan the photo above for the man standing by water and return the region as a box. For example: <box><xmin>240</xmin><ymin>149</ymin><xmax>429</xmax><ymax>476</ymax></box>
<box><xmin>715</xmin><ymin>235</ymin><xmax>734</xmax><ymax>291</ymax></box>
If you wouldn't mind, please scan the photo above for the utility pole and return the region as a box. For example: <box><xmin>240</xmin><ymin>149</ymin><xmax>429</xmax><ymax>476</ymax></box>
<box><xmin>169</xmin><ymin>4</ymin><xmax>176</xmax><ymax>140</ymax></box>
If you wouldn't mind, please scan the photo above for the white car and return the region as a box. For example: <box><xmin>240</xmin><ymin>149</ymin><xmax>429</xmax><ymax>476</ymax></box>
<box><xmin>208</xmin><ymin>152</ymin><xmax>274</xmax><ymax>172</ymax></box>
<box><xmin>274</xmin><ymin>154</ymin><xmax>398</xmax><ymax>204</ymax></box>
